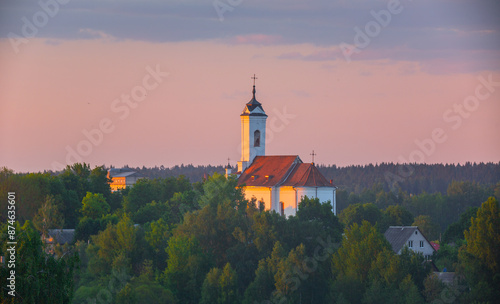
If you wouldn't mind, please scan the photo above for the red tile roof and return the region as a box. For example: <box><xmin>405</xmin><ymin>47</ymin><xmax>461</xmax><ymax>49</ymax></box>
<box><xmin>430</xmin><ymin>241</ymin><xmax>440</xmax><ymax>251</ymax></box>
<box><xmin>281</xmin><ymin>163</ymin><xmax>333</xmax><ymax>187</ymax></box>
<box><xmin>238</xmin><ymin>155</ymin><xmax>334</xmax><ymax>188</ymax></box>
<box><xmin>238</xmin><ymin>156</ymin><xmax>299</xmax><ymax>187</ymax></box>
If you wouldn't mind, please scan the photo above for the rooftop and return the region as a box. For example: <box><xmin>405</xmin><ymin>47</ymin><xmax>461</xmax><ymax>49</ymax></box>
<box><xmin>238</xmin><ymin>156</ymin><xmax>334</xmax><ymax>188</ymax></box>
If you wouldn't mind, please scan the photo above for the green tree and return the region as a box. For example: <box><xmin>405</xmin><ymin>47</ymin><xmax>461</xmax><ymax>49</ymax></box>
<box><xmin>198</xmin><ymin>173</ymin><xmax>245</xmax><ymax>210</ymax></box>
<box><xmin>87</xmin><ymin>215</ymin><xmax>138</xmax><ymax>277</ymax></box>
<box><xmin>330</xmin><ymin>221</ymin><xmax>394</xmax><ymax>303</ymax></box>
<box><xmin>379</xmin><ymin>205</ymin><xmax>414</xmax><ymax>233</ymax></box>
<box><xmin>200</xmin><ymin>263</ymin><xmax>239</xmax><ymax>304</ymax></box>
<box><xmin>464</xmin><ymin>197</ymin><xmax>500</xmax><ymax>274</ymax></box>
<box><xmin>457</xmin><ymin>197</ymin><xmax>500</xmax><ymax>302</ymax></box>
<box><xmin>442</xmin><ymin>207</ymin><xmax>478</xmax><ymax>244</ymax></box>
<box><xmin>412</xmin><ymin>215</ymin><xmax>440</xmax><ymax>241</ymax></box>
<box><xmin>339</xmin><ymin>203</ymin><xmax>382</xmax><ymax>232</ymax></box>
<box><xmin>422</xmin><ymin>273</ymin><xmax>445</xmax><ymax>303</ymax></box>
<box><xmin>80</xmin><ymin>192</ymin><xmax>110</xmax><ymax>219</ymax></box>
<box><xmin>33</xmin><ymin>195</ymin><xmax>64</xmax><ymax>238</ymax></box>
<box><xmin>144</xmin><ymin>218</ymin><xmax>171</xmax><ymax>270</ymax></box>
<box><xmin>243</xmin><ymin>241</ymin><xmax>286</xmax><ymax>304</ymax></box>
<box><xmin>163</xmin><ymin>235</ymin><xmax>210</xmax><ymax>304</ymax></box>
<box><xmin>124</xmin><ymin>176</ymin><xmax>192</xmax><ymax>213</ymax></box>
<box><xmin>115</xmin><ymin>271</ymin><xmax>176</xmax><ymax>304</ymax></box>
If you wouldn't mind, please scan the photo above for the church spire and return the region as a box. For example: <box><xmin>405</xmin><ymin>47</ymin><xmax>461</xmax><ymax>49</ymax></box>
<box><xmin>243</xmin><ymin>74</ymin><xmax>265</xmax><ymax>114</ymax></box>
<box><xmin>252</xmin><ymin>74</ymin><xmax>257</xmax><ymax>99</ymax></box>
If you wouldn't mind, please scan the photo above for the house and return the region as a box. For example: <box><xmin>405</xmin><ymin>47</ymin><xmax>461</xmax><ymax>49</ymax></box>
<box><xmin>107</xmin><ymin>168</ymin><xmax>144</xmax><ymax>191</ymax></box>
<box><xmin>46</xmin><ymin>229</ymin><xmax>75</xmax><ymax>245</ymax></box>
<box><xmin>230</xmin><ymin>79</ymin><xmax>336</xmax><ymax>217</ymax></box>
<box><xmin>44</xmin><ymin>229</ymin><xmax>75</xmax><ymax>255</ymax></box>
<box><xmin>384</xmin><ymin>226</ymin><xmax>436</xmax><ymax>260</ymax></box>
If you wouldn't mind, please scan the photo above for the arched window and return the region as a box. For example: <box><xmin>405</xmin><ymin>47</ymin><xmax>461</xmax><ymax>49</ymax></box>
<box><xmin>254</xmin><ymin>130</ymin><xmax>261</xmax><ymax>147</ymax></box>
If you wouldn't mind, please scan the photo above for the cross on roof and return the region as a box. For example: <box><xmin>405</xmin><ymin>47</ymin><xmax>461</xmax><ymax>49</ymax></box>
<box><xmin>310</xmin><ymin>150</ymin><xmax>317</xmax><ymax>164</ymax></box>
<box><xmin>251</xmin><ymin>74</ymin><xmax>258</xmax><ymax>86</ymax></box>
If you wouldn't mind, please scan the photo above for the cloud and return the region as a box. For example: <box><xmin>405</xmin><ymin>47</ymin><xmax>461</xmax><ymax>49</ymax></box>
<box><xmin>278</xmin><ymin>48</ymin><xmax>341</xmax><ymax>61</ymax></box>
<box><xmin>229</xmin><ymin>34</ymin><xmax>283</xmax><ymax>45</ymax></box>
<box><xmin>78</xmin><ymin>28</ymin><xmax>117</xmax><ymax>41</ymax></box>
<box><xmin>0</xmin><ymin>0</ymin><xmax>498</xmax><ymax>73</ymax></box>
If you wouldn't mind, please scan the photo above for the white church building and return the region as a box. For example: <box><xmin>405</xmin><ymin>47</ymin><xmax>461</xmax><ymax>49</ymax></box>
<box><xmin>228</xmin><ymin>80</ymin><xmax>337</xmax><ymax>217</ymax></box>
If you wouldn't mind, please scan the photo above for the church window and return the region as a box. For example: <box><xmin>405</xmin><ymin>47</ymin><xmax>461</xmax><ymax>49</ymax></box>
<box><xmin>254</xmin><ymin>130</ymin><xmax>261</xmax><ymax>147</ymax></box>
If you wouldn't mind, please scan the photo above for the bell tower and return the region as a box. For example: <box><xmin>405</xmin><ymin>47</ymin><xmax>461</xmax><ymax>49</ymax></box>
<box><xmin>238</xmin><ymin>75</ymin><xmax>267</xmax><ymax>173</ymax></box>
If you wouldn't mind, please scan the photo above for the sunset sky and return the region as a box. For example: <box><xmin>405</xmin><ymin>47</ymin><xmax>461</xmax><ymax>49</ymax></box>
<box><xmin>1</xmin><ymin>0</ymin><xmax>499</xmax><ymax>173</ymax></box>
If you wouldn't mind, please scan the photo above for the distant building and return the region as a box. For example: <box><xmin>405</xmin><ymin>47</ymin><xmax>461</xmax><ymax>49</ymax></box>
<box><xmin>384</xmin><ymin>226</ymin><xmax>436</xmax><ymax>260</ymax></box>
<box><xmin>44</xmin><ymin>229</ymin><xmax>75</xmax><ymax>255</ymax></box>
<box><xmin>230</xmin><ymin>80</ymin><xmax>336</xmax><ymax>217</ymax></box>
<box><xmin>46</xmin><ymin>229</ymin><xmax>75</xmax><ymax>245</ymax></box>
<box><xmin>107</xmin><ymin>168</ymin><xmax>144</xmax><ymax>191</ymax></box>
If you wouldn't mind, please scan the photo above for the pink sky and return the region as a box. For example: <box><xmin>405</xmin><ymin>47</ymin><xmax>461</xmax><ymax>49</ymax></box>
<box><xmin>1</xmin><ymin>37</ymin><xmax>499</xmax><ymax>173</ymax></box>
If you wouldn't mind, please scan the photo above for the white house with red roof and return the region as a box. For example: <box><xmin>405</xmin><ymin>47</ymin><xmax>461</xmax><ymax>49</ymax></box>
<box><xmin>230</xmin><ymin>79</ymin><xmax>336</xmax><ymax>217</ymax></box>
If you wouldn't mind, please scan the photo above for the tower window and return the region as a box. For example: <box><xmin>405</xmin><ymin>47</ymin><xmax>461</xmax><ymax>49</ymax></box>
<box><xmin>254</xmin><ymin>130</ymin><xmax>261</xmax><ymax>147</ymax></box>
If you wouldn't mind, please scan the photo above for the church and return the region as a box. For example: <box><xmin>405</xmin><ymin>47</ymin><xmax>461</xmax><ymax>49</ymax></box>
<box><xmin>228</xmin><ymin>78</ymin><xmax>337</xmax><ymax>217</ymax></box>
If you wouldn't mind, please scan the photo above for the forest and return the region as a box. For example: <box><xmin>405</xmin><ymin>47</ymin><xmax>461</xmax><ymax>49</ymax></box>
<box><xmin>0</xmin><ymin>163</ymin><xmax>499</xmax><ymax>304</ymax></box>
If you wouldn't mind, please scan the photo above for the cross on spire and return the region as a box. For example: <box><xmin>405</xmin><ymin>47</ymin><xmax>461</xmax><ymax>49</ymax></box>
<box><xmin>310</xmin><ymin>150</ymin><xmax>317</xmax><ymax>164</ymax></box>
<box><xmin>251</xmin><ymin>74</ymin><xmax>258</xmax><ymax>98</ymax></box>
<box><xmin>251</xmin><ymin>74</ymin><xmax>258</xmax><ymax>86</ymax></box>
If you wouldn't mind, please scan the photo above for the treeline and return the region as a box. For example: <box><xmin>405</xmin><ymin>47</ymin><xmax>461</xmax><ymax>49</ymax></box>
<box><xmin>83</xmin><ymin>162</ymin><xmax>500</xmax><ymax>192</ymax></box>
<box><xmin>318</xmin><ymin>162</ymin><xmax>500</xmax><ymax>194</ymax></box>
<box><xmin>112</xmin><ymin>164</ymin><xmax>225</xmax><ymax>183</ymax></box>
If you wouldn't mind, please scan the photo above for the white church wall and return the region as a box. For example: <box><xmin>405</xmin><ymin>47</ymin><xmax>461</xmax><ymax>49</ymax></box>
<box><xmin>271</xmin><ymin>188</ymin><xmax>281</xmax><ymax>213</ymax></box>
<box><xmin>297</xmin><ymin>187</ymin><xmax>335</xmax><ymax>211</ymax></box>
<box><xmin>242</xmin><ymin>186</ymin><xmax>272</xmax><ymax>211</ymax></box>
<box><xmin>279</xmin><ymin>186</ymin><xmax>298</xmax><ymax>217</ymax></box>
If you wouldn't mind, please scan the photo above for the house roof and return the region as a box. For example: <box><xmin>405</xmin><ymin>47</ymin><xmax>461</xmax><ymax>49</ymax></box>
<box><xmin>238</xmin><ymin>155</ymin><xmax>300</xmax><ymax>187</ymax></box>
<box><xmin>384</xmin><ymin>226</ymin><xmax>418</xmax><ymax>253</ymax></box>
<box><xmin>238</xmin><ymin>156</ymin><xmax>334</xmax><ymax>188</ymax></box>
<box><xmin>47</xmin><ymin>229</ymin><xmax>75</xmax><ymax>244</ymax></box>
<box><xmin>111</xmin><ymin>171</ymin><xmax>142</xmax><ymax>178</ymax></box>
<box><xmin>108</xmin><ymin>168</ymin><xmax>144</xmax><ymax>178</ymax></box>
<box><xmin>281</xmin><ymin>163</ymin><xmax>334</xmax><ymax>187</ymax></box>
<box><xmin>430</xmin><ymin>241</ymin><xmax>440</xmax><ymax>251</ymax></box>
<box><xmin>383</xmin><ymin>226</ymin><xmax>435</xmax><ymax>254</ymax></box>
